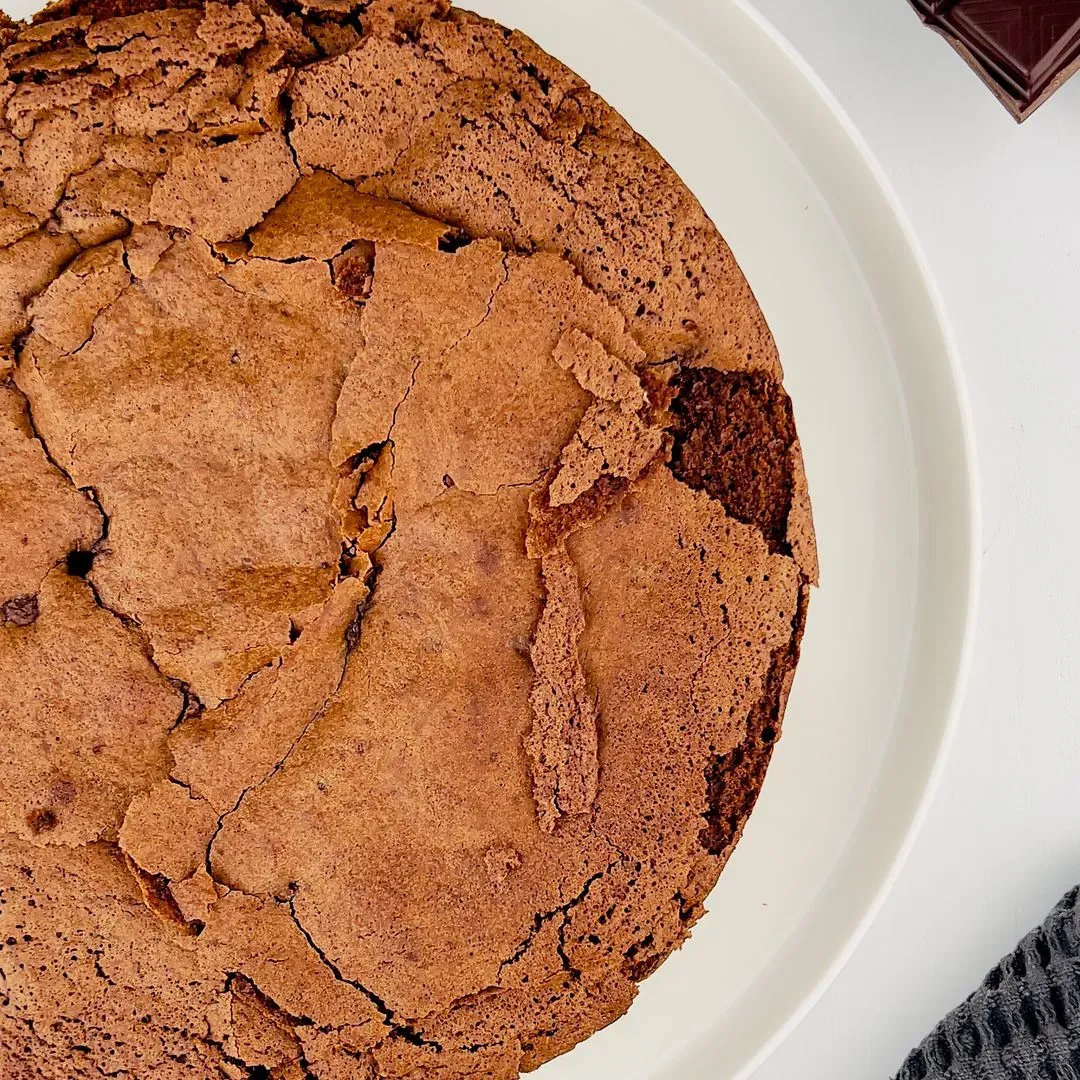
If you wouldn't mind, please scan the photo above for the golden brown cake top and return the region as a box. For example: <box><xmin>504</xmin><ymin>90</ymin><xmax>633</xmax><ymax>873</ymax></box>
<box><xmin>0</xmin><ymin>3</ymin><xmax>815</xmax><ymax>1077</ymax></box>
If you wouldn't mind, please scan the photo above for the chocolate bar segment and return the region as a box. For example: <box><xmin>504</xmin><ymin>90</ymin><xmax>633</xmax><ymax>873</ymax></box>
<box><xmin>910</xmin><ymin>0</ymin><xmax>1080</xmax><ymax>121</ymax></box>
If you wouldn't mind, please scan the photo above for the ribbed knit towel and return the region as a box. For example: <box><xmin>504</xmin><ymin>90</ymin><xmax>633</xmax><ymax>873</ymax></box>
<box><xmin>896</xmin><ymin>886</ymin><xmax>1080</xmax><ymax>1079</ymax></box>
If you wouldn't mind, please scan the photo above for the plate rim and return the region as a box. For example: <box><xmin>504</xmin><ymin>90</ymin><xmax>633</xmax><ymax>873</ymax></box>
<box><xmin>635</xmin><ymin>0</ymin><xmax>982</xmax><ymax>1074</ymax></box>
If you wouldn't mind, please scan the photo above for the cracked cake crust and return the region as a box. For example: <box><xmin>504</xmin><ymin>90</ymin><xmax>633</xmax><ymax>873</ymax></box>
<box><xmin>0</xmin><ymin>2</ymin><xmax>816</xmax><ymax>1077</ymax></box>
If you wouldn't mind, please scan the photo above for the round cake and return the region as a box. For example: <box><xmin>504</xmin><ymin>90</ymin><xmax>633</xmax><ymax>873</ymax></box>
<box><xmin>0</xmin><ymin>2</ymin><xmax>817</xmax><ymax>1077</ymax></box>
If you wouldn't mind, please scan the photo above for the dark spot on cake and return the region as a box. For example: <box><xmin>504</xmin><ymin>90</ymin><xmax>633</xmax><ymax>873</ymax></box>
<box><xmin>622</xmin><ymin>933</ymin><xmax>661</xmax><ymax>980</ymax></box>
<box><xmin>625</xmin><ymin>952</ymin><xmax>663</xmax><ymax>982</ymax></box>
<box><xmin>699</xmin><ymin>583</ymin><xmax>808</xmax><ymax>855</ymax></box>
<box><xmin>438</xmin><ymin>231</ymin><xmax>474</xmax><ymax>253</ymax></box>
<box><xmin>475</xmin><ymin>542</ymin><xmax>500</xmax><ymax>575</ymax></box>
<box><xmin>344</xmin><ymin>603</ymin><xmax>366</xmax><ymax>653</ymax></box>
<box><xmin>26</xmin><ymin>808</ymin><xmax>58</xmax><ymax>834</ymax></box>
<box><xmin>65</xmin><ymin>549</ymin><xmax>95</xmax><ymax>578</ymax></box>
<box><xmin>334</xmin><ymin>241</ymin><xmax>376</xmax><ymax>301</ymax></box>
<box><xmin>668</xmin><ymin>367</ymin><xmax>797</xmax><ymax>557</ymax></box>
<box><xmin>50</xmin><ymin>780</ymin><xmax>77</xmax><ymax>805</ymax></box>
<box><xmin>339</xmin><ymin>540</ymin><xmax>359</xmax><ymax>577</ymax></box>
<box><xmin>2</xmin><ymin>595</ymin><xmax>39</xmax><ymax>626</ymax></box>
<box><xmin>335</xmin><ymin>264</ymin><xmax>373</xmax><ymax>300</ymax></box>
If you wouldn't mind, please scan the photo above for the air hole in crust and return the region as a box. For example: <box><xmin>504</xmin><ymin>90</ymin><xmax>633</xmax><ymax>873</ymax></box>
<box><xmin>65</xmin><ymin>549</ymin><xmax>95</xmax><ymax>578</ymax></box>
<box><xmin>438</xmin><ymin>231</ymin><xmax>474</xmax><ymax>253</ymax></box>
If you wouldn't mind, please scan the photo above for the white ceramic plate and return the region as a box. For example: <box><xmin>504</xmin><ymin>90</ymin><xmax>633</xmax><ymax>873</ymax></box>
<box><xmin>4</xmin><ymin>0</ymin><xmax>978</xmax><ymax>1075</ymax></box>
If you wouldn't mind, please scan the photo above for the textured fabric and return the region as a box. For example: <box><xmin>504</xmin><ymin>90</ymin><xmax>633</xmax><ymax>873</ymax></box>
<box><xmin>896</xmin><ymin>886</ymin><xmax>1080</xmax><ymax>1080</ymax></box>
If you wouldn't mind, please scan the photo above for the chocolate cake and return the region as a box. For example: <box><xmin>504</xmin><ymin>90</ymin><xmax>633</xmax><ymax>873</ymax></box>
<box><xmin>0</xmin><ymin>3</ymin><xmax>817</xmax><ymax>1076</ymax></box>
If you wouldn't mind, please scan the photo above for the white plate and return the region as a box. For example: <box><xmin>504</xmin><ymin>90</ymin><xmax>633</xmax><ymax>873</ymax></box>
<box><xmin>4</xmin><ymin>0</ymin><xmax>978</xmax><ymax>1075</ymax></box>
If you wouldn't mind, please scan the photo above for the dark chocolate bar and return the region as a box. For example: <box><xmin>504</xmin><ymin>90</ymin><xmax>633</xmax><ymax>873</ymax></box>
<box><xmin>909</xmin><ymin>0</ymin><xmax>1080</xmax><ymax>121</ymax></box>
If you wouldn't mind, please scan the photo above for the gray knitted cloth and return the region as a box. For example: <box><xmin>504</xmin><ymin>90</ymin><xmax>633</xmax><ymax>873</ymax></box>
<box><xmin>895</xmin><ymin>886</ymin><xmax>1080</xmax><ymax>1080</ymax></box>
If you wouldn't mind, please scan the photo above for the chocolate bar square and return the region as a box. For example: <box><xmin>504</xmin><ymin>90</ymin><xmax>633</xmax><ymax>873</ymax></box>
<box><xmin>909</xmin><ymin>0</ymin><xmax>1080</xmax><ymax>120</ymax></box>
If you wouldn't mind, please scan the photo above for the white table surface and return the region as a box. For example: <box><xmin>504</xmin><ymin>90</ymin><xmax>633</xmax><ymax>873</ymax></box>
<box><xmin>717</xmin><ymin>1</ymin><xmax>1080</xmax><ymax>1077</ymax></box>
